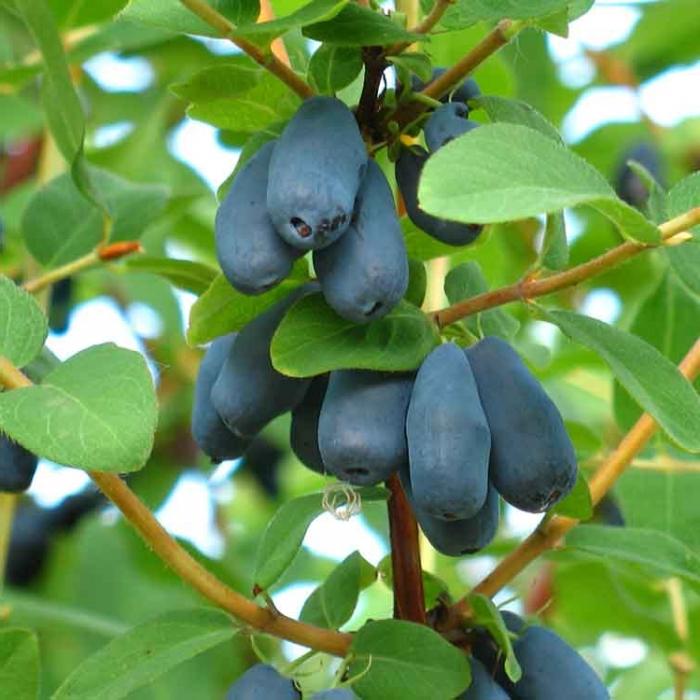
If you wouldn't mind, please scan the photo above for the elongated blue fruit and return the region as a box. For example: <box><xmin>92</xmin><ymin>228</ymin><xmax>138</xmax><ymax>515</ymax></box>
<box><xmin>311</xmin><ymin>690</ymin><xmax>357</xmax><ymax>699</ymax></box>
<box><xmin>458</xmin><ymin>658</ymin><xmax>509</xmax><ymax>700</ymax></box>
<box><xmin>395</xmin><ymin>146</ymin><xmax>482</xmax><ymax>246</ymax></box>
<box><xmin>314</xmin><ymin>160</ymin><xmax>408</xmax><ymax>323</ymax></box>
<box><xmin>474</xmin><ymin>612</ymin><xmax>609</xmax><ymax>699</ymax></box>
<box><xmin>216</xmin><ymin>141</ymin><xmax>303</xmax><ymax>295</ymax></box>
<box><xmin>192</xmin><ymin>333</ymin><xmax>250</xmax><ymax>463</ymax></box>
<box><xmin>318</xmin><ymin>370</ymin><xmax>413</xmax><ymax>485</ymax></box>
<box><xmin>0</xmin><ymin>436</ymin><xmax>38</xmax><ymax>493</ymax></box>
<box><xmin>400</xmin><ymin>464</ymin><xmax>499</xmax><ymax>556</ymax></box>
<box><xmin>424</xmin><ymin>102</ymin><xmax>479</xmax><ymax>153</ymax></box>
<box><xmin>225</xmin><ymin>663</ymin><xmax>300</xmax><ymax>699</ymax></box>
<box><xmin>267</xmin><ymin>97</ymin><xmax>367</xmax><ymax>250</ymax></box>
<box><xmin>212</xmin><ymin>286</ymin><xmax>315</xmax><ymax>437</ymax></box>
<box><xmin>406</xmin><ymin>343</ymin><xmax>490</xmax><ymax>520</ymax></box>
<box><xmin>614</xmin><ymin>141</ymin><xmax>664</xmax><ymax>209</ymax></box>
<box><xmin>290</xmin><ymin>374</ymin><xmax>328</xmax><ymax>474</ymax></box>
<box><xmin>466</xmin><ymin>337</ymin><xmax>577</xmax><ymax>512</ymax></box>
<box><xmin>410</xmin><ymin>69</ymin><xmax>481</xmax><ymax>106</ymax></box>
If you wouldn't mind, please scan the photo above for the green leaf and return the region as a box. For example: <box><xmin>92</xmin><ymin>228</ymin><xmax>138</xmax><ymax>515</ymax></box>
<box><xmin>441</xmin><ymin>0</ymin><xmax>578</xmax><ymax>30</ymax></box>
<box><xmin>172</xmin><ymin>63</ymin><xmax>301</xmax><ymax>132</ymax></box>
<box><xmin>551</xmin><ymin>470</ymin><xmax>593</xmax><ymax>520</ymax></box>
<box><xmin>119</xmin><ymin>0</ymin><xmax>225</xmax><ymax>36</ymax></box>
<box><xmin>308</xmin><ymin>44</ymin><xmax>363</xmax><ymax>94</ymax></box>
<box><xmin>13</xmin><ymin>0</ymin><xmax>84</xmax><ymax>165</ymax></box>
<box><xmin>564</xmin><ymin>525</ymin><xmax>700</xmax><ymax>592</ymax></box>
<box><xmin>303</xmin><ymin>4</ymin><xmax>421</xmax><ymax>46</ymax></box>
<box><xmin>387</xmin><ymin>53</ymin><xmax>433</xmax><ymax>83</ymax></box>
<box><xmin>540</xmin><ymin>212</ymin><xmax>569</xmax><ymax>270</ymax></box>
<box><xmin>22</xmin><ymin>168</ymin><xmax>168</xmax><ymax>268</ymax></box>
<box><xmin>125</xmin><ymin>257</ymin><xmax>218</xmax><ymax>296</ymax></box>
<box><xmin>665</xmin><ymin>172</ymin><xmax>700</xmax><ymax>298</ymax></box>
<box><xmin>0</xmin><ymin>344</ymin><xmax>158</xmax><ymax>473</ymax></box>
<box><xmin>52</xmin><ymin>609</ymin><xmax>237</xmax><ymax>700</ymax></box>
<box><xmin>0</xmin><ymin>628</ymin><xmax>40</xmax><ymax>700</ymax></box>
<box><xmin>613</xmin><ymin>274</ymin><xmax>700</xmax><ymax>435</ymax></box>
<box><xmin>122</xmin><ymin>0</ymin><xmax>349</xmax><ymax>45</ymax></box>
<box><xmin>271</xmin><ymin>294</ymin><xmax>440</xmax><ymax>378</ymax></box>
<box><xmin>475</xmin><ymin>95</ymin><xmax>563</xmax><ymax>143</ymax></box>
<box><xmin>186</xmin><ymin>260</ymin><xmax>310</xmax><ymax>346</ymax></box>
<box><xmin>627</xmin><ymin>161</ymin><xmax>666</xmax><ymax>224</ymax></box>
<box><xmin>405</xmin><ymin>258</ymin><xmax>427</xmax><ymax>308</ymax></box>
<box><xmin>401</xmin><ymin>217</ymin><xmax>468</xmax><ymax>262</ymax></box>
<box><xmin>419</xmin><ymin>124</ymin><xmax>660</xmax><ymax>244</ymax></box>
<box><xmin>468</xmin><ymin>594</ymin><xmax>521</xmax><ymax>683</ymax></box>
<box><xmin>49</xmin><ymin>0</ymin><xmax>129</xmax><ymax>28</ymax></box>
<box><xmin>544</xmin><ymin>309</ymin><xmax>700</xmax><ymax>453</ymax></box>
<box><xmin>444</xmin><ymin>262</ymin><xmax>519</xmax><ymax>340</ymax></box>
<box><xmin>254</xmin><ymin>487</ymin><xmax>388</xmax><ymax>592</ymax></box>
<box><xmin>348</xmin><ymin>620</ymin><xmax>471</xmax><ymax>700</ymax></box>
<box><xmin>0</xmin><ymin>276</ymin><xmax>48</xmax><ymax>368</ymax></box>
<box><xmin>218</xmin><ymin>0</ymin><xmax>259</xmax><ymax>26</ymax></box>
<box><xmin>235</xmin><ymin>0</ymin><xmax>349</xmax><ymax>46</ymax></box>
<box><xmin>300</xmin><ymin>551</ymin><xmax>376</xmax><ymax>629</ymax></box>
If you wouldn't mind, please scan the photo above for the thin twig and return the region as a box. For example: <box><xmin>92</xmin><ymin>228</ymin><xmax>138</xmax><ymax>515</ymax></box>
<box><xmin>178</xmin><ymin>0</ymin><xmax>314</xmax><ymax>99</ymax></box>
<box><xmin>432</xmin><ymin>207</ymin><xmax>700</xmax><ymax>328</ymax></box>
<box><xmin>388</xmin><ymin>19</ymin><xmax>524</xmax><ymax>129</ymax></box>
<box><xmin>22</xmin><ymin>241</ymin><xmax>142</xmax><ymax>295</ymax></box>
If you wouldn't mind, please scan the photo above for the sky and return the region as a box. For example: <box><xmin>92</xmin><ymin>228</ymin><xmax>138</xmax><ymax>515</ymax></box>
<box><xmin>25</xmin><ymin>0</ymin><xmax>697</xmax><ymax>670</ymax></box>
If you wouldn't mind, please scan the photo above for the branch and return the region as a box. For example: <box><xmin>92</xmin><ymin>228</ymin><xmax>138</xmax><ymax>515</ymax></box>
<box><xmin>389</xmin><ymin>19</ymin><xmax>524</xmax><ymax>129</ymax></box>
<box><xmin>178</xmin><ymin>0</ymin><xmax>314</xmax><ymax>99</ymax></box>
<box><xmin>90</xmin><ymin>472</ymin><xmax>351</xmax><ymax>656</ymax></box>
<box><xmin>356</xmin><ymin>47</ymin><xmax>388</xmax><ymax>135</ymax></box>
<box><xmin>22</xmin><ymin>241</ymin><xmax>142</xmax><ymax>295</ymax></box>
<box><xmin>386</xmin><ymin>473</ymin><xmax>427</xmax><ymax>623</ymax></box>
<box><xmin>0</xmin><ymin>358</ymin><xmax>350</xmax><ymax>656</ymax></box>
<box><xmin>444</xmin><ymin>336</ymin><xmax>700</xmax><ymax>622</ymax></box>
<box><xmin>432</xmin><ymin>207</ymin><xmax>700</xmax><ymax>328</ymax></box>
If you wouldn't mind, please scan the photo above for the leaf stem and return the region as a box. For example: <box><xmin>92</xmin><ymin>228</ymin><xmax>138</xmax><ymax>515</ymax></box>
<box><xmin>432</xmin><ymin>207</ymin><xmax>700</xmax><ymax>328</ymax></box>
<box><xmin>22</xmin><ymin>241</ymin><xmax>142</xmax><ymax>295</ymax></box>
<box><xmin>386</xmin><ymin>473</ymin><xmax>427</xmax><ymax>623</ymax></box>
<box><xmin>443</xmin><ymin>336</ymin><xmax>700</xmax><ymax>622</ymax></box>
<box><xmin>178</xmin><ymin>0</ymin><xmax>314</xmax><ymax>99</ymax></box>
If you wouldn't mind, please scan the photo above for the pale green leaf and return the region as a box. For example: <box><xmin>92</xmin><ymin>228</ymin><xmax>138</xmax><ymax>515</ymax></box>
<box><xmin>0</xmin><ymin>344</ymin><xmax>158</xmax><ymax>472</ymax></box>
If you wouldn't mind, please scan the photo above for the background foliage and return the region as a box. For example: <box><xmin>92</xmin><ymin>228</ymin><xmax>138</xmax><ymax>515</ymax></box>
<box><xmin>0</xmin><ymin>0</ymin><xmax>699</xmax><ymax>697</ymax></box>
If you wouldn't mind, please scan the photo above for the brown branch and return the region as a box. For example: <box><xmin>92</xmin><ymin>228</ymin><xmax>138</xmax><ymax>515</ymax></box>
<box><xmin>389</xmin><ymin>19</ymin><xmax>523</xmax><ymax>129</ymax></box>
<box><xmin>356</xmin><ymin>47</ymin><xmax>388</xmax><ymax>136</ymax></box>
<box><xmin>91</xmin><ymin>472</ymin><xmax>351</xmax><ymax>656</ymax></box>
<box><xmin>178</xmin><ymin>0</ymin><xmax>314</xmax><ymax>99</ymax></box>
<box><xmin>432</xmin><ymin>207</ymin><xmax>700</xmax><ymax>328</ymax></box>
<box><xmin>386</xmin><ymin>473</ymin><xmax>427</xmax><ymax>624</ymax></box>
<box><xmin>0</xmin><ymin>358</ymin><xmax>350</xmax><ymax>656</ymax></box>
<box><xmin>444</xmin><ymin>336</ymin><xmax>700</xmax><ymax>621</ymax></box>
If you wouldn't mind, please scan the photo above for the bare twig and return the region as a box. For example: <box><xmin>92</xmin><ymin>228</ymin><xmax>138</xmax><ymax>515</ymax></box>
<box><xmin>432</xmin><ymin>207</ymin><xmax>700</xmax><ymax>328</ymax></box>
<box><xmin>178</xmin><ymin>0</ymin><xmax>314</xmax><ymax>99</ymax></box>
